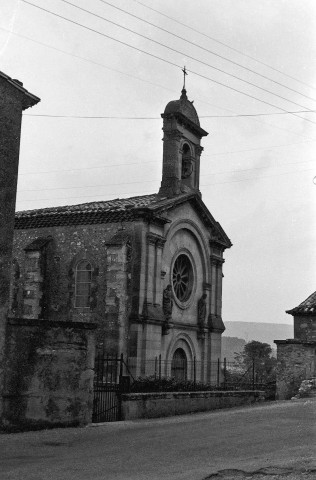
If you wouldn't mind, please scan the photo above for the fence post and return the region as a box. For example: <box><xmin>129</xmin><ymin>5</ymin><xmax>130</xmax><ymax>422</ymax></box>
<box><xmin>217</xmin><ymin>358</ymin><xmax>220</xmax><ymax>387</ymax></box>
<box><xmin>159</xmin><ymin>354</ymin><xmax>161</xmax><ymax>381</ymax></box>
<box><xmin>252</xmin><ymin>360</ymin><xmax>255</xmax><ymax>390</ymax></box>
<box><xmin>193</xmin><ymin>356</ymin><xmax>196</xmax><ymax>387</ymax></box>
<box><xmin>119</xmin><ymin>353</ymin><xmax>124</xmax><ymax>377</ymax></box>
<box><xmin>224</xmin><ymin>357</ymin><xmax>227</xmax><ymax>390</ymax></box>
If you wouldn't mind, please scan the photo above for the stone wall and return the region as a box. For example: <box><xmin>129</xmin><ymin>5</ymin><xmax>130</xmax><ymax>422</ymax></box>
<box><xmin>121</xmin><ymin>390</ymin><xmax>264</xmax><ymax>420</ymax></box>
<box><xmin>12</xmin><ymin>222</ymin><xmax>140</xmax><ymax>354</ymax></box>
<box><xmin>0</xmin><ymin>75</ymin><xmax>39</xmax><ymax>419</ymax></box>
<box><xmin>294</xmin><ymin>315</ymin><xmax>316</xmax><ymax>341</ymax></box>
<box><xmin>275</xmin><ymin>339</ymin><xmax>316</xmax><ymax>400</ymax></box>
<box><xmin>2</xmin><ymin>318</ymin><xmax>96</xmax><ymax>430</ymax></box>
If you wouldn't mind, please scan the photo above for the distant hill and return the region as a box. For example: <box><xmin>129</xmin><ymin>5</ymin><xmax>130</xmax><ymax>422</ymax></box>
<box><xmin>221</xmin><ymin>336</ymin><xmax>246</xmax><ymax>362</ymax></box>
<box><xmin>223</xmin><ymin>321</ymin><xmax>293</xmax><ymax>347</ymax></box>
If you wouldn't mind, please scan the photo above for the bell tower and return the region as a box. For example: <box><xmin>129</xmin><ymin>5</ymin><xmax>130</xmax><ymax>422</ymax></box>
<box><xmin>159</xmin><ymin>77</ymin><xmax>208</xmax><ymax>198</ymax></box>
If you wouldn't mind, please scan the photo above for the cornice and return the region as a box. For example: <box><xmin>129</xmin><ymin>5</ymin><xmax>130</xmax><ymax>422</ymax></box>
<box><xmin>147</xmin><ymin>232</ymin><xmax>166</xmax><ymax>247</ymax></box>
<box><xmin>210</xmin><ymin>257</ymin><xmax>225</xmax><ymax>267</ymax></box>
<box><xmin>162</xmin><ymin>111</ymin><xmax>208</xmax><ymax>138</ymax></box>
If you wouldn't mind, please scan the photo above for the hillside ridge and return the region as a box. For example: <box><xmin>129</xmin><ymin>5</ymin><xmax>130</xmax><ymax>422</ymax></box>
<box><xmin>223</xmin><ymin>321</ymin><xmax>293</xmax><ymax>347</ymax></box>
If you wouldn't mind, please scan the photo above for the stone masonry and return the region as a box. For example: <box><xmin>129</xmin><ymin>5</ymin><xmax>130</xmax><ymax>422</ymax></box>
<box><xmin>0</xmin><ymin>72</ymin><xmax>39</xmax><ymax>418</ymax></box>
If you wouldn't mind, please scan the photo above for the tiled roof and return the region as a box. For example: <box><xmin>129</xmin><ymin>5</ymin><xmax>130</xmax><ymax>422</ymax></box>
<box><xmin>286</xmin><ymin>291</ymin><xmax>316</xmax><ymax>315</ymax></box>
<box><xmin>14</xmin><ymin>194</ymin><xmax>165</xmax><ymax>229</ymax></box>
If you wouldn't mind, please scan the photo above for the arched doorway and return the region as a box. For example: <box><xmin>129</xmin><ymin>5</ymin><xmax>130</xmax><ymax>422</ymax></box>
<box><xmin>171</xmin><ymin>348</ymin><xmax>187</xmax><ymax>380</ymax></box>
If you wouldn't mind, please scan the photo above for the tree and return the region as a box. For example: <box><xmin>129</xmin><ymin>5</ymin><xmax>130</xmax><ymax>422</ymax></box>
<box><xmin>234</xmin><ymin>340</ymin><xmax>276</xmax><ymax>383</ymax></box>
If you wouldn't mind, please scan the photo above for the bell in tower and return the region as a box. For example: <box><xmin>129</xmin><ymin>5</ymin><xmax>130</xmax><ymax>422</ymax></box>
<box><xmin>158</xmin><ymin>74</ymin><xmax>208</xmax><ymax>198</ymax></box>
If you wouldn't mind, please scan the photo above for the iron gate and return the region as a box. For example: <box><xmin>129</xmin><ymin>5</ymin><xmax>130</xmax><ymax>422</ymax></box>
<box><xmin>92</xmin><ymin>354</ymin><xmax>126</xmax><ymax>423</ymax></box>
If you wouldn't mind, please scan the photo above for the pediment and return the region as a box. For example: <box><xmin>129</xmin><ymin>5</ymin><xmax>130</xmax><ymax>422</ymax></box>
<box><xmin>140</xmin><ymin>192</ymin><xmax>232</xmax><ymax>250</ymax></box>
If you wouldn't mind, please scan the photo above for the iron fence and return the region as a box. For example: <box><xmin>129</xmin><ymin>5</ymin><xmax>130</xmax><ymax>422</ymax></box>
<box><xmin>125</xmin><ymin>356</ymin><xmax>275</xmax><ymax>392</ymax></box>
<box><xmin>93</xmin><ymin>352</ymin><xmax>276</xmax><ymax>395</ymax></box>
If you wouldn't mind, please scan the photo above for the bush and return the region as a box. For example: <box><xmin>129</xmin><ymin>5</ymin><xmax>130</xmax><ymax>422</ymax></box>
<box><xmin>130</xmin><ymin>375</ymin><xmax>216</xmax><ymax>393</ymax></box>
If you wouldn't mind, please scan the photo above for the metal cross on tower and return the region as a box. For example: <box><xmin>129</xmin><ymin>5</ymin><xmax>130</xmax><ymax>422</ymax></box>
<box><xmin>182</xmin><ymin>66</ymin><xmax>188</xmax><ymax>90</ymax></box>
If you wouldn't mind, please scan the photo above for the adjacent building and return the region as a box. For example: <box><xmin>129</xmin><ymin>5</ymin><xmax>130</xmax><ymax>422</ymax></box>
<box><xmin>275</xmin><ymin>291</ymin><xmax>316</xmax><ymax>399</ymax></box>
<box><xmin>0</xmin><ymin>71</ymin><xmax>40</xmax><ymax>419</ymax></box>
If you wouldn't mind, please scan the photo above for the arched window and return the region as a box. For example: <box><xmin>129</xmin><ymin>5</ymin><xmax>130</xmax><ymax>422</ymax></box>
<box><xmin>181</xmin><ymin>143</ymin><xmax>192</xmax><ymax>179</ymax></box>
<box><xmin>75</xmin><ymin>260</ymin><xmax>92</xmax><ymax>308</ymax></box>
<box><xmin>171</xmin><ymin>348</ymin><xmax>187</xmax><ymax>380</ymax></box>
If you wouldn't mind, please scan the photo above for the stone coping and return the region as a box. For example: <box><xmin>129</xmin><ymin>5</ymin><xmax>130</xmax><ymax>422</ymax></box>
<box><xmin>122</xmin><ymin>390</ymin><xmax>264</xmax><ymax>401</ymax></box>
<box><xmin>7</xmin><ymin>318</ymin><xmax>98</xmax><ymax>330</ymax></box>
<box><xmin>274</xmin><ymin>338</ymin><xmax>316</xmax><ymax>346</ymax></box>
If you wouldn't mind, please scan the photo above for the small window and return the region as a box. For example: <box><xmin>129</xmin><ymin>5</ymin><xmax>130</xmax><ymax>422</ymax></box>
<box><xmin>75</xmin><ymin>260</ymin><xmax>92</xmax><ymax>308</ymax></box>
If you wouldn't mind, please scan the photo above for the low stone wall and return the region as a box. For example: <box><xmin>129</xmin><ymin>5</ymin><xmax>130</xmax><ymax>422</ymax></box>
<box><xmin>121</xmin><ymin>390</ymin><xmax>265</xmax><ymax>420</ymax></box>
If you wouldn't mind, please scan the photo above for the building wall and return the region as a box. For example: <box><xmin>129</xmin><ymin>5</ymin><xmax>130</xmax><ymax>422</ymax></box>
<box><xmin>3</xmin><ymin>318</ymin><xmax>95</xmax><ymax>430</ymax></box>
<box><xmin>275</xmin><ymin>340</ymin><xmax>316</xmax><ymax>400</ymax></box>
<box><xmin>11</xmin><ymin>222</ymin><xmax>140</xmax><ymax>355</ymax></box>
<box><xmin>0</xmin><ymin>77</ymin><xmax>38</xmax><ymax>419</ymax></box>
<box><xmin>294</xmin><ymin>315</ymin><xmax>316</xmax><ymax>341</ymax></box>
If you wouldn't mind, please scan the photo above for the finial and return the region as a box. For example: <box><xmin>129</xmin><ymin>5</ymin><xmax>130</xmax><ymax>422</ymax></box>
<box><xmin>181</xmin><ymin>66</ymin><xmax>188</xmax><ymax>98</ymax></box>
<box><xmin>182</xmin><ymin>66</ymin><xmax>188</xmax><ymax>90</ymax></box>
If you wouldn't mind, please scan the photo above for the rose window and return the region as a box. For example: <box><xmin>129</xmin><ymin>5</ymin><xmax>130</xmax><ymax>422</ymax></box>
<box><xmin>172</xmin><ymin>254</ymin><xmax>193</xmax><ymax>302</ymax></box>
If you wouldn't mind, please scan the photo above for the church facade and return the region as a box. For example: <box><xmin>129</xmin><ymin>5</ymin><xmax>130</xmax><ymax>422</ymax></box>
<box><xmin>11</xmin><ymin>88</ymin><xmax>232</xmax><ymax>383</ymax></box>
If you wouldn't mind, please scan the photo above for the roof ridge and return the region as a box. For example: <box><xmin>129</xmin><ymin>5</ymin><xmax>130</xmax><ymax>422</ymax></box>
<box><xmin>15</xmin><ymin>193</ymin><xmax>159</xmax><ymax>217</ymax></box>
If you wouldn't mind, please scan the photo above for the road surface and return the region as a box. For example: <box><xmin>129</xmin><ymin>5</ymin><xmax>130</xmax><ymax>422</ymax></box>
<box><xmin>0</xmin><ymin>400</ymin><xmax>315</xmax><ymax>479</ymax></box>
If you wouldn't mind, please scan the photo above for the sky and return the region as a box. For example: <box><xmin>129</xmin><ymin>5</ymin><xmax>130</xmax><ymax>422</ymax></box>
<box><xmin>1</xmin><ymin>0</ymin><xmax>316</xmax><ymax>326</ymax></box>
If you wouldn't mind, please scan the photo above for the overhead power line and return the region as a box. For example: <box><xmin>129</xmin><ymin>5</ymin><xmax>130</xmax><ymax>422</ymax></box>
<box><xmin>133</xmin><ymin>0</ymin><xmax>316</xmax><ymax>92</ymax></box>
<box><xmin>20</xmin><ymin>0</ymin><xmax>316</xmax><ymax>128</ymax></box>
<box><xmin>17</xmin><ymin>167</ymin><xmax>315</xmax><ymax>203</ymax></box>
<box><xmin>17</xmin><ymin>159</ymin><xmax>316</xmax><ymax>193</ymax></box>
<box><xmin>17</xmin><ymin>140</ymin><xmax>316</xmax><ymax>177</ymax></box>
<box><xmin>97</xmin><ymin>0</ymin><xmax>316</xmax><ymax>104</ymax></box>
<box><xmin>57</xmin><ymin>0</ymin><xmax>316</xmax><ymax>119</ymax></box>
<box><xmin>4</xmin><ymin>27</ymin><xmax>315</xmax><ymax>142</ymax></box>
<box><xmin>23</xmin><ymin>109</ymin><xmax>316</xmax><ymax>119</ymax></box>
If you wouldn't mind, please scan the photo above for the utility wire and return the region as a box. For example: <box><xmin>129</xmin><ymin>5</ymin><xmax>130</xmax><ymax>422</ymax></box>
<box><xmin>23</xmin><ymin>110</ymin><xmax>316</xmax><ymax>119</ymax></box>
<box><xmin>17</xmin><ymin>167</ymin><xmax>315</xmax><ymax>203</ymax></box>
<box><xmin>0</xmin><ymin>27</ymin><xmax>177</xmax><ymax>96</ymax></box>
<box><xmin>96</xmin><ymin>0</ymin><xmax>316</xmax><ymax>104</ymax></box>
<box><xmin>17</xmin><ymin>159</ymin><xmax>316</xmax><ymax>193</ymax></box>
<box><xmin>133</xmin><ymin>0</ymin><xmax>316</xmax><ymax>92</ymax></box>
<box><xmin>5</xmin><ymin>26</ymin><xmax>316</xmax><ymax>142</ymax></box>
<box><xmin>17</xmin><ymin>141</ymin><xmax>316</xmax><ymax>176</ymax></box>
<box><xmin>56</xmin><ymin>0</ymin><xmax>316</xmax><ymax>119</ymax></box>
<box><xmin>20</xmin><ymin>0</ymin><xmax>316</xmax><ymax>128</ymax></box>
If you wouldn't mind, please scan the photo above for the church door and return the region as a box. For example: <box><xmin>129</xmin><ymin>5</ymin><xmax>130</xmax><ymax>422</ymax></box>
<box><xmin>171</xmin><ymin>348</ymin><xmax>187</xmax><ymax>381</ymax></box>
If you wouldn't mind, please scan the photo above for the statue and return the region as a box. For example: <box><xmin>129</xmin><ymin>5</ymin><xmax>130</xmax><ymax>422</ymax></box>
<box><xmin>197</xmin><ymin>293</ymin><xmax>207</xmax><ymax>329</ymax></box>
<box><xmin>162</xmin><ymin>285</ymin><xmax>173</xmax><ymax>335</ymax></box>
<box><xmin>162</xmin><ymin>284</ymin><xmax>173</xmax><ymax>319</ymax></box>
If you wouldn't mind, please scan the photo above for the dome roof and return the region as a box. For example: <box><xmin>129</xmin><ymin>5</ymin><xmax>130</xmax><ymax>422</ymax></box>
<box><xmin>164</xmin><ymin>89</ymin><xmax>200</xmax><ymax>126</ymax></box>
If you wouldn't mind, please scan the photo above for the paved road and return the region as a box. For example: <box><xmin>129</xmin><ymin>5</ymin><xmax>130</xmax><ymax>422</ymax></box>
<box><xmin>0</xmin><ymin>400</ymin><xmax>315</xmax><ymax>480</ymax></box>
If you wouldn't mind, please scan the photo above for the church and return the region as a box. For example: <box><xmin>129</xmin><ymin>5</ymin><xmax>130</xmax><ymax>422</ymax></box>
<box><xmin>11</xmin><ymin>86</ymin><xmax>232</xmax><ymax>383</ymax></box>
